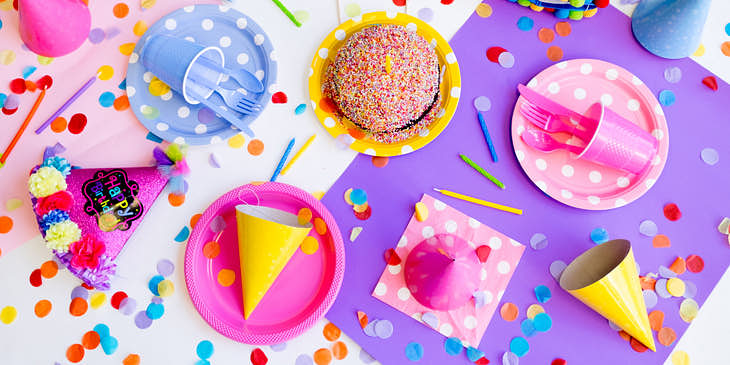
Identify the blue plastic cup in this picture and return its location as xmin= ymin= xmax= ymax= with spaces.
xmin=140 ymin=34 xmax=225 ymax=104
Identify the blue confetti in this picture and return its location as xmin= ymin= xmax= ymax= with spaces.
xmin=99 ymin=92 xmax=116 ymax=107
xmin=22 ymin=65 xmax=37 ymax=79
xmin=197 ymin=340 xmax=215 ymax=359
xmin=71 ymin=286 xmax=89 ymax=300
xmin=658 ymin=90 xmax=676 ymax=106
xmin=533 ymin=312 xmax=552 ymax=332
xmin=516 ymin=16 xmax=534 ymax=31
xmin=0 ymin=19 xmax=3 ymax=31
xmin=148 ymin=275 xmax=165 ymax=296
xmin=0 ymin=93 xmax=6 ymax=109
xmin=510 ymin=337 xmax=530 ymax=357
xmin=294 ymin=103 xmax=306 ymax=115
xmin=444 ymin=337 xmax=463 ymax=356
xmin=93 ymin=323 xmax=110 ymax=338
xmin=520 ymin=318 xmax=536 ymax=337
xmin=100 ymin=336 xmax=118 ymax=355
xmin=590 ymin=227 xmax=609 ymax=244
xmin=404 ymin=342 xmax=424 ymax=361
xmin=350 ymin=189 xmax=367 ymax=205
xmin=146 ymin=132 xmax=163 ymax=143
xmin=466 ymin=346 xmax=484 ymax=362
xmin=726 ymin=23 xmax=730 ymax=37
xmin=195 ymin=360 xmax=210 ymax=365
xmin=534 ymin=285 xmax=552 ymax=303
xmin=118 ymin=79 xmax=127 ymax=90
xmin=146 ymin=302 xmax=164 ymax=319
xmin=174 ymin=226 xmax=190 ymax=242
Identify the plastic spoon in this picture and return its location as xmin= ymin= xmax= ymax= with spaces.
xmin=521 ymin=129 xmax=584 ymax=155
xmin=198 ymin=57 xmax=264 ymax=93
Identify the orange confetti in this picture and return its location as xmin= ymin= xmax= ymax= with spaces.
xmin=653 ymin=234 xmax=671 ymax=248
xmin=658 ymin=327 xmax=677 ymax=346
xmin=357 ymin=311 xmax=368 ymax=328
xmin=40 ymin=260 xmax=59 ymax=278
xmin=190 ymin=213 xmax=202 ymax=228
xmin=0 ymin=216 xmax=13 ymax=233
xmin=203 ymin=241 xmax=221 ymax=259
xmin=371 ymin=156 xmax=389 ymax=168
xmin=51 ymin=116 xmax=67 ymax=132
xmin=618 ymin=330 xmax=631 ymax=341
xmin=555 ymin=22 xmax=571 ymax=37
xmin=323 ymin=322 xmax=341 ymax=341
xmin=247 ymin=139 xmax=265 ymax=156
xmin=538 ymin=28 xmax=555 ymax=43
xmin=66 ymin=344 xmax=85 ymax=363
xmin=123 ymin=354 xmax=141 ymax=365
xmin=113 ymin=3 xmax=129 ymax=18
xmin=669 ymin=257 xmax=686 ymax=275
xmin=82 ymin=330 xmax=100 ymax=350
xmin=113 ymin=95 xmax=130 ymax=111
xmin=69 ymin=297 xmax=88 ymax=316
xmin=546 ymin=46 xmax=563 ymax=62
xmin=500 ymin=302 xmax=519 ymax=322
xmin=649 ymin=310 xmax=664 ymax=331
xmin=25 ymin=80 xmax=37 ymax=92
xmin=332 ymin=341 xmax=348 ymax=360
xmin=722 ymin=42 xmax=730 ymax=57
xmin=347 ymin=128 xmax=366 ymax=140
xmin=630 ymin=337 xmax=649 ymax=352
xmin=217 ymin=269 xmax=236 ymax=287
xmin=640 ymin=276 xmax=656 ymax=291
xmin=168 ymin=193 xmax=185 ymax=207
xmin=314 ymin=348 xmax=333 ymax=365
xmin=314 ymin=217 xmax=327 ymax=235
xmin=297 ymin=208 xmax=313 ymax=225
xmin=34 ymin=299 xmax=52 ymax=318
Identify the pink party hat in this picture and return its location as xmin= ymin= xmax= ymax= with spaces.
xmin=18 ymin=0 xmax=91 ymax=57
xmin=28 ymin=144 xmax=189 ymax=290
xmin=404 ymin=234 xmax=481 ymax=311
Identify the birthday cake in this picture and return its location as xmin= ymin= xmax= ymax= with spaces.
xmin=322 ymin=24 xmax=442 ymax=143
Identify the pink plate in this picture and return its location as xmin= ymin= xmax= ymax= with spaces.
xmin=184 ymin=182 xmax=345 ymax=344
xmin=511 ymin=59 xmax=668 ymax=210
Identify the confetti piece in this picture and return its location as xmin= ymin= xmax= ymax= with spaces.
xmin=546 ymin=46 xmax=563 ymax=62
xmin=119 ymin=297 xmax=137 ymax=316
xmin=384 ymin=248 xmax=401 ymax=265
xmin=486 ymin=47 xmax=507 ymax=63
xmin=71 ymin=286 xmax=89 ymax=300
xmin=90 ymin=292 xmax=106 ymax=309
xmin=301 ymin=236 xmax=319 ymax=255
xmin=658 ymin=327 xmax=677 ymax=346
xmin=476 ymin=3 xmax=492 ymax=17
xmin=702 ymin=76 xmax=718 ymax=91
xmin=82 ymin=330 xmax=100 ymax=349
xmin=123 ymin=354 xmax=141 ymax=365
xmin=639 ymin=220 xmax=658 ymax=236
xmin=663 ymin=203 xmax=682 ymax=221
xmin=700 ymin=147 xmax=719 ymax=165
xmin=466 ymin=346 xmax=484 ymax=362
xmin=722 ymin=41 xmax=730 ymax=57
xmin=630 ymin=337 xmax=649 ymax=352
xmin=526 ymin=304 xmax=545 ymax=319
xmin=683 ymin=280 xmax=697 ymax=299
xmin=520 ymin=318 xmax=536 ymax=337
xmin=643 ymin=289 xmax=658 ymax=309
xmin=323 ymin=322 xmax=341 ymax=341
xmin=659 ymin=265 xmax=677 ymax=278
xmin=133 ymin=20 xmax=148 ymax=36
xmin=157 ymin=259 xmax=175 ymax=276
xmin=207 ymin=152 xmax=222 ymax=168
xmin=146 ymin=132 xmax=163 ymax=143
xmin=404 ymin=342 xmax=424 ymax=361
xmin=534 ymin=285 xmax=551 ymax=303
xmin=671 ymin=350 xmax=690 ymax=365
xmin=375 ymin=319 xmax=394 ymax=339
xmin=350 ymin=189 xmax=367 ymax=205
xmin=555 ymin=21 xmax=571 ymax=36
xmin=271 ymin=91 xmax=288 ymax=104
xmin=295 ymin=103 xmax=306 ymax=115
xmin=476 ymin=245 xmax=491 ymax=262
xmin=640 ymin=276 xmax=656 ymax=290
xmin=421 ymin=311 xmax=439 ymax=329
xmin=655 ymin=279 xmax=671 ymax=299
xmin=210 ymin=215 xmax=227 ymax=233
xmin=67 ymin=344 xmax=85 ymax=363
xmin=649 ymin=310 xmax=664 ymax=331
xmin=498 ymin=51 xmax=515 ymax=68
xmin=618 ymin=330 xmax=631 ymax=341
xmin=669 ymin=257 xmax=686 ymax=275
xmin=36 ymin=75 xmax=53 ymax=90
xmin=158 ymin=280 xmax=174 ymax=297
xmin=141 ymin=0 xmax=156 ymax=10
xmin=549 ymin=260 xmax=567 ymax=281
xmin=9 ymin=78 xmax=25 ymax=93
xmin=0 ymin=306 xmax=17 ymax=324
xmin=444 ymin=337 xmax=462 ymax=356
xmin=69 ymin=297 xmax=88 ymax=316
xmin=503 ymin=352 xmax=519 ymax=365
xmin=203 ymin=241 xmax=221 ymax=259
xmin=517 ymin=16 xmax=534 ymax=31
xmin=41 ymin=260 xmax=58 ymax=278
xmin=510 ymin=337 xmax=529 ymax=357
xmin=310 ymin=218 xmax=326 ymax=235
xmin=34 ymin=299 xmax=52 ymax=318
xmin=217 ymin=269 xmax=236 ymax=287
xmin=350 ymin=226 xmax=363 ymax=242
xmin=667 ymin=278 xmax=686 ymax=297
xmin=270 ymin=343 xmax=287 ymax=352
xmin=68 ymin=113 xmax=87 ymax=134
xmin=298 ymin=208 xmax=313 ymax=225
xmin=113 ymin=2 xmax=129 ymax=18
xmin=354 ymin=205 xmax=372 ymax=220
xmin=364 ymin=320 xmax=378 ymax=336
xmin=371 ymin=156 xmax=389 ymax=168
xmin=113 ymin=95 xmax=130 ymax=111
xmin=664 ymin=67 xmax=682 ymax=83
xmin=332 ymin=341 xmax=348 ymax=360
xmin=500 ymin=302 xmax=519 ymax=321
xmin=590 ymin=227 xmax=609 ymax=244
xmin=529 ymin=233 xmax=548 ymax=250
xmin=147 ymin=275 xmax=165 ymax=296
xmin=353 ymin=202 xmax=369 ymax=213
xmin=146 ymin=302 xmax=164 ymax=320
xmin=357 ymin=311 xmax=369 ymax=328
xmin=658 ymin=90 xmax=676 ymax=106
xmin=30 ymin=269 xmax=42 ymax=287
xmin=101 ymin=335 xmax=119 ymax=355
xmin=533 ymin=312 xmax=552 ymax=332
xmin=653 ymin=234 xmax=671 ymax=248
xmin=168 ymin=192 xmax=185 ymax=206
xmin=719 ymin=218 xmax=730 ymax=234
xmin=683 ymin=254 xmax=703 ymax=273
xmin=538 ymin=28 xmax=555 ymax=43
xmin=111 ymin=292 xmax=127 ymax=310
xmin=414 ymin=202 xmax=429 ymax=222
xmin=197 ymin=340 xmax=214 ymax=359
xmin=314 ymin=348 xmax=332 ymax=365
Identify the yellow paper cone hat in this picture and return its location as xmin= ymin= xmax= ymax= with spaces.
xmin=236 ymin=205 xmax=313 ymax=319
xmin=559 ymin=239 xmax=656 ymax=351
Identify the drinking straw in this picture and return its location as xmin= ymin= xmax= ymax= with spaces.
xmin=35 ymin=73 xmax=98 ymax=134
xmin=271 ymin=0 xmax=301 ymax=27
xmin=270 ymin=138 xmax=296 ymax=182
xmin=459 ymin=154 xmax=505 ymax=189
xmin=433 ymin=188 xmax=522 ymax=215
xmin=477 ymin=111 xmax=498 ymax=162
xmin=280 ymin=134 xmax=316 ymax=175
xmin=1 ymin=89 xmax=47 ymax=167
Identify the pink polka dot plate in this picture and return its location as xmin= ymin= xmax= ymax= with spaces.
xmin=184 ymin=182 xmax=345 ymax=344
xmin=511 ymin=59 xmax=668 ymax=210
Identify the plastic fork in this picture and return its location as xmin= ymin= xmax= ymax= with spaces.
xmin=210 ymin=86 xmax=261 ymax=114
xmin=521 ymin=129 xmax=584 ymax=155
xmin=519 ymin=101 xmax=592 ymax=142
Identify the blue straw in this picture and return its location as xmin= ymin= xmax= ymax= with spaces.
xmin=477 ymin=111 xmax=498 ymax=162
xmin=270 ymin=137 xmax=296 ymax=182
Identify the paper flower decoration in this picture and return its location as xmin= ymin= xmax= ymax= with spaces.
xmin=28 ymin=166 xmax=67 ymax=198
xmin=35 ymin=190 xmax=74 ymax=216
xmin=69 ymin=234 xmax=106 ymax=269
xmin=41 ymin=156 xmax=72 ymax=176
xmin=40 ymin=209 xmax=70 ymax=231
xmin=44 ymin=220 xmax=82 ymax=252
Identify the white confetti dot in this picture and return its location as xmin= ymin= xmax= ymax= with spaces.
xmin=515 ymin=150 xmax=525 ymax=161
xmin=156 ymin=122 xmax=169 ymax=131
xmin=165 ymin=19 xmax=177 ymax=30
xmin=334 ymin=29 xmax=346 ymax=40
xmin=445 ymin=52 xmax=457 ymax=64
xmin=589 ymin=170 xmax=602 ymax=183
xmin=536 ymin=180 xmax=548 ymax=192
xmin=605 ymin=69 xmax=618 ymax=80
xmin=194 ymin=124 xmax=207 ymax=134
xmin=561 ymin=189 xmax=573 ymax=199
xmin=406 ymin=23 xmax=417 ymax=32
xmin=444 ymin=220 xmax=457 ymax=233
xmin=174 ymin=136 xmax=185 ymax=145
xmin=574 ymin=88 xmax=587 ymax=100
xmin=254 ymin=70 xmax=265 ymax=80
xmin=561 ymin=164 xmax=574 ymax=177
xmin=210 ymin=136 xmax=222 ymax=144
xmin=701 ymin=148 xmax=719 ymax=166
xmin=627 ymin=99 xmax=640 ymax=111
xmin=374 ymin=283 xmax=387 ymax=296
xmin=236 ymin=17 xmax=247 ymax=28
xmin=587 ymin=196 xmax=601 ymax=205
xmin=254 ymin=34 xmax=264 ymax=46
xmin=388 ymin=264 xmax=401 ymax=275
xmin=323 ymin=117 xmax=335 ymax=127
xmin=177 ymin=106 xmax=190 ymax=118
xmin=422 ymin=226 xmax=435 ymax=238
xmin=397 ymin=236 xmax=408 ymax=248
xmin=129 ymin=52 xmax=139 ymax=64
xmin=219 ymin=36 xmax=231 ymax=47
xmin=480 ymin=268 xmax=488 ymax=281
xmin=433 ymin=200 xmax=446 ymax=211
xmin=489 ymin=236 xmax=502 ymax=250
xmin=497 ymin=261 xmax=511 ymax=274
xmin=439 ymin=323 xmax=453 ymax=337
xmin=397 ymin=287 xmax=411 ymax=301
xmin=201 ymin=19 xmax=214 ymax=31
xmin=464 ymin=316 xmax=478 ymax=330
xmin=580 ymin=63 xmax=592 ymax=74
xmin=143 ymin=72 xmax=153 ymax=83
xmin=450 ymin=87 xmax=461 ymax=98
xmin=126 ymin=86 xmax=136 ymax=97
xmin=548 ymin=82 xmax=560 ymax=94
xmin=600 ymin=93 xmax=613 ymax=106
xmin=318 ymin=48 xmax=328 ymax=59
xmin=468 ymin=218 xmax=480 ymax=228
xmin=617 ymin=176 xmax=630 ymax=188
xmin=536 ymin=158 xmax=547 ymax=171
xmin=401 ymin=145 xmax=414 ymax=154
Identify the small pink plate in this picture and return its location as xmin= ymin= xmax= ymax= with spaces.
xmin=184 ymin=182 xmax=345 ymax=344
xmin=511 ymin=59 xmax=669 ymax=210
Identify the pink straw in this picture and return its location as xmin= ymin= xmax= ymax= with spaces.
xmin=35 ymin=73 xmax=98 ymax=134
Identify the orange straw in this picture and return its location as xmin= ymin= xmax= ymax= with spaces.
xmin=0 ymin=88 xmax=47 ymax=166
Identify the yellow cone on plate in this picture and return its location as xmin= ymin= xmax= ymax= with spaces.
xmin=235 ymin=205 xmax=313 ymax=319
xmin=559 ymin=239 xmax=656 ymax=351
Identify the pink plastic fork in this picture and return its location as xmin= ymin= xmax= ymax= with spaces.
xmin=521 ymin=129 xmax=585 ymax=155
xmin=519 ymin=101 xmax=593 ymax=142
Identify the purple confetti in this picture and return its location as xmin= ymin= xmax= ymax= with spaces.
xmin=88 ymin=28 xmax=106 ymax=44
xmin=359 ymin=349 xmax=376 ymax=364
xmin=374 ymin=319 xmax=394 ymax=339
xmin=119 ymin=297 xmax=137 ymax=316
xmin=417 ymin=7 xmax=434 ymax=22
xmin=363 ymin=320 xmax=378 ymax=337
xmin=502 ymin=351 xmax=519 ymax=365
xmin=134 ymin=310 xmax=153 ymax=329
xmin=105 ymin=27 xmax=121 ymax=39
xmin=4 ymin=94 xmax=20 ymax=109
xmin=270 ymin=342 xmax=287 ymax=352
xmin=70 ymin=286 xmax=89 ymax=300
xmin=210 ymin=215 xmax=226 ymax=233
xmin=498 ymin=51 xmax=515 ymax=68
xmin=683 ymin=280 xmax=697 ymax=299
xmin=529 ymin=233 xmax=548 ymax=250
xmin=421 ymin=312 xmax=439 ymax=329
xmin=701 ymin=148 xmax=719 ymax=166
xmin=655 ymin=278 xmax=672 ymax=298
xmin=549 ymin=260 xmax=567 ymax=281
xmin=295 ymin=354 xmax=313 ymax=365
xmin=156 ymin=259 xmax=175 ymax=277
xmin=208 ymin=152 xmax=221 ymax=168
xmin=658 ymin=265 xmax=677 ymax=278
xmin=639 ymin=219 xmax=658 ymax=237
xmin=608 ymin=320 xmax=622 ymax=331
xmin=643 ymin=289 xmax=658 ymax=309
xmin=151 ymin=296 xmax=164 ymax=304
xmin=473 ymin=96 xmax=491 ymax=112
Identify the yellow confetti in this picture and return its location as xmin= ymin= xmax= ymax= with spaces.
xmin=119 ymin=42 xmax=136 ymax=56
xmin=475 ymin=3 xmax=492 ymax=18
xmin=148 ymin=77 xmax=170 ymax=96
xmin=217 ymin=269 xmax=236 ymax=287
xmin=671 ymin=350 xmax=690 ymax=365
xmin=37 ymin=55 xmax=54 ymax=65
xmin=529 ymin=4 xmax=543 ymax=11
xmin=0 ymin=306 xmax=18 ymax=324
xmin=228 ymin=134 xmax=245 ymax=148
xmin=415 ymin=202 xmax=429 ymax=222
xmin=5 ymin=198 xmax=22 ymax=211
xmin=301 ymin=236 xmax=319 ymax=255
xmin=679 ymin=298 xmax=698 ymax=323
xmin=89 ymin=292 xmax=106 ymax=309
xmin=343 ymin=188 xmax=354 ymax=205
xmin=526 ymin=304 xmax=545 ymax=320
xmin=297 ymin=208 xmax=313 ymax=225
xmin=97 ymin=65 xmax=114 ymax=80
xmin=312 ymin=191 xmax=325 ymax=200
xmin=693 ymin=44 xmax=705 ymax=57
xmin=0 ymin=50 xmax=16 ymax=65
xmin=133 ymin=20 xmax=149 ymax=36
xmin=353 ymin=202 xmax=369 ymax=213
xmin=157 ymin=280 xmax=175 ymax=297
xmin=140 ymin=0 xmax=157 ymax=10
xmin=667 ymin=277 xmax=686 ymax=297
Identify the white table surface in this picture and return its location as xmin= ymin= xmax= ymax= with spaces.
xmin=0 ymin=1 xmax=728 ymax=364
